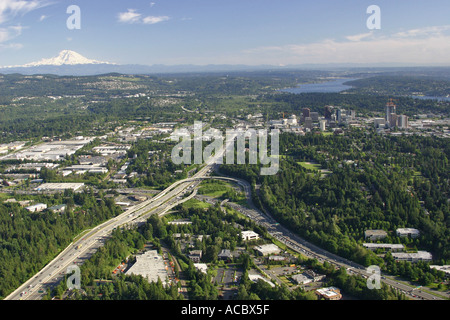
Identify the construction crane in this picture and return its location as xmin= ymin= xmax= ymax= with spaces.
xmin=386 ymin=98 xmax=397 ymax=106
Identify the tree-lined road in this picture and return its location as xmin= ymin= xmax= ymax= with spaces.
xmin=6 ymin=131 xmax=234 ymax=300
xmin=207 ymin=174 xmax=447 ymax=301
xmin=5 ymin=136 xmax=446 ymax=301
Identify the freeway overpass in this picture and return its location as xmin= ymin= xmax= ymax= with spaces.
xmin=5 ymin=140 xmax=446 ymax=301
xmin=5 ymin=131 xmax=231 ymax=300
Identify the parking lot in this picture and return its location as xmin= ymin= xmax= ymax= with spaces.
xmin=214 ymin=266 xmax=243 ymax=288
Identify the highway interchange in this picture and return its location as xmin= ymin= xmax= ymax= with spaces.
xmin=5 ymin=142 xmax=448 ymax=301
xmin=5 ymin=136 xmax=228 ymax=301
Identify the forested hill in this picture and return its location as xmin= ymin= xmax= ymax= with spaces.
xmin=344 ymin=76 xmax=450 ymax=97
xmin=221 ymin=130 xmax=449 ymax=285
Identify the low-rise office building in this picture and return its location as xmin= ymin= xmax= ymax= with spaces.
xmin=292 ymin=274 xmax=312 ymax=285
xmin=218 ymin=249 xmax=233 ymax=261
xmin=25 ymin=203 xmax=47 ymax=213
xmin=364 ymin=229 xmax=388 ymax=241
xmin=392 ymin=251 xmax=432 ymax=262
xmin=48 ymin=204 xmax=67 ymax=213
xmin=396 ymin=228 xmax=420 ymax=238
xmin=430 ymin=265 xmax=450 ymax=277
xmin=363 ymin=243 xmax=405 ymax=252
xmin=254 ymin=244 xmax=281 ymax=256
xmin=315 ymin=287 xmax=342 ymax=300
xmin=188 ymin=250 xmax=202 ymax=263
xmin=241 ymin=230 xmax=259 ymax=241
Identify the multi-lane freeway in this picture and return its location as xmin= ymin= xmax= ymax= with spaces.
xmin=5 ymin=138 xmax=447 ymax=301
xmin=5 ymin=139 xmax=227 ymax=300
xmin=202 ymin=174 xmax=447 ymax=301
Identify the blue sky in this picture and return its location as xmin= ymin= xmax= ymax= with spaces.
xmin=1 ymin=0 xmax=450 ymax=66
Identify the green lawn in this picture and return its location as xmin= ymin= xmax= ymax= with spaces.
xmin=297 ymin=161 xmax=322 ymax=171
xmin=198 ymin=180 xmax=246 ymax=204
xmin=198 ymin=181 xmax=231 ymax=197
xmin=182 ymin=198 xmax=211 ymax=209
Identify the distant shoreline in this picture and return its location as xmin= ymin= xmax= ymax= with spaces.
xmin=279 ymin=78 xmax=358 ymax=94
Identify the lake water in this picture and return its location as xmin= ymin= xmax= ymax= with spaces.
xmin=280 ymin=78 xmax=358 ymax=94
xmin=280 ymin=78 xmax=450 ymax=102
xmin=411 ymin=95 xmax=450 ymax=102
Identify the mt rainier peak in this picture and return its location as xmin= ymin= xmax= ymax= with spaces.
xmin=17 ymin=50 xmax=113 ymax=67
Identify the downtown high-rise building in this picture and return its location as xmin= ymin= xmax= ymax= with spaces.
xmin=304 ymin=117 xmax=313 ymax=130
xmin=336 ymin=108 xmax=342 ymax=123
xmin=385 ymin=100 xmax=397 ymax=127
xmin=398 ymin=115 xmax=409 ymax=129
xmin=302 ymin=108 xmax=310 ymax=119
xmin=324 ymin=106 xmax=333 ymax=120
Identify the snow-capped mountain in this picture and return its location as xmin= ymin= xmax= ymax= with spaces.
xmin=0 ymin=50 xmax=290 ymax=76
xmin=0 ymin=50 xmax=122 ymax=75
xmin=15 ymin=50 xmax=114 ymax=67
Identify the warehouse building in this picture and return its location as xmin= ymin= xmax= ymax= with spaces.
xmin=254 ymin=243 xmax=281 ymax=256
xmin=125 ymin=250 xmax=168 ymax=285
xmin=35 ymin=183 xmax=85 ymax=192
xmin=62 ymin=164 xmax=108 ymax=175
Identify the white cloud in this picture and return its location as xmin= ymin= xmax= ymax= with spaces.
xmin=0 ymin=25 xmax=23 ymax=43
xmin=118 ymin=9 xmax=142 ymax=24
xmin=0 ymin=1 xmax=50 ymax=52
xmin=393 ymin=25 xmax=450 ymax=38
xmin=241 ymin=25 xmax=450 ymax=66
xmin=345 ymin=32 xmax=373 ymax=42
xmin=118 ymin=8 xmax=169 ymax=25
xmin=38 ymin=14 xmax=47 ymax=22
xmin=0 ymin=0 xmax=49 ymax=24
xmin=143 ymin=15 xmax=169 ymax=24
xmin=0 ymin=25 xmax=24 ymax=51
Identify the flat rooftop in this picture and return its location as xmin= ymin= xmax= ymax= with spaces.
xmin=392 ymin=251 xmax=432 ymax=261
xmin=396 ymin=228 xmax=420 ymax=234
xmin=430 ymin=265 xmax=450 ymax=275
xmin=254 ymin=243 xmax=281 ymax=255
xmin=125 ymin=250 xmax=169 ymax=285
xmin=34 ymin=182 xmax=85 ymax=191
xmin=316 ymin=287 xmax=341 ymax=299
xmin=363 ymin=243 xmax=405 ymax=250
xmin=248 ymin=274 xmax=275 ymax=287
